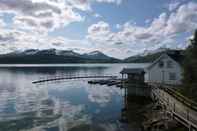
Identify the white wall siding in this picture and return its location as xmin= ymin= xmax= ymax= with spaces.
xmin=145 ymin=55 xmax=182 ymax=85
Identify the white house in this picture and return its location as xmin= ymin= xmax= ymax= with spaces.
xmin=145 ymin=51 xmax=184 ymax=85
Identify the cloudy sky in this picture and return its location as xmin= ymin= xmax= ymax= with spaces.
xmin=0 ymin=0 xmax=197 ymax=58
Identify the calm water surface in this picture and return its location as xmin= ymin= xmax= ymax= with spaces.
xmin=0 ymin=64 xmax=149 ymax=131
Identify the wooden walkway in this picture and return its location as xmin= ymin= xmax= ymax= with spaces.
xmin=32 ymin=75 xmax=117 ymax=84
xmin=150 ymin=84 xmax=197 ymax=131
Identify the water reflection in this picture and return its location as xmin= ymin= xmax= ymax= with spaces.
xmin=0 ymin=64 xmax=148 ymax=131
xmin=0 ymin=80 xmax=124 ymax=131
xmin=86 ymin=85 xmax=122 ymax=106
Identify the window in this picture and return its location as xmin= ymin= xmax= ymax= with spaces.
xmin=167 ymin=60 xmax=173 ymax=68
xmin=158 ymin=61 xmax=164 ymax=68
xmin=169 ymin=73 xmax=176 ymax=80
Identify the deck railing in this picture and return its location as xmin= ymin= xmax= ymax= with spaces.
xmin=149 ymin=83 xmax=197 ymax=130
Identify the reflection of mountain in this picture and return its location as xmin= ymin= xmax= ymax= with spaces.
xmin=0 ymin=49 xmax=121 ymax=64
xmin=0 ymin=66 xmax=109 ymax=77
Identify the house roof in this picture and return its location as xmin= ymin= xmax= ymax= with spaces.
xmin=167 ymin=50 xmax=184 ymax=64
xmin=146 ymin=50 xmax=184 ymax=70
xmin=120 ymin=68 xmax=145 ymax=74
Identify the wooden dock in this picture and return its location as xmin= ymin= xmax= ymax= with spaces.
xmin=88 ymin=79 xmax=123 ymax=86
xmin=32 ymin=75 xmax=117 ymax=84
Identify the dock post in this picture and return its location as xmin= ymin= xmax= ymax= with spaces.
xmin=189 ymin=125 xmax=191 ymax=131
xmin=171 ymin=103 xmax=175 ymax=119
xmin=187 ymin=109 xmax=190 ymax=121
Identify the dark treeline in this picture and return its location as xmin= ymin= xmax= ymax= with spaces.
xmin=182 ymin=30 xmax=197 ymax=101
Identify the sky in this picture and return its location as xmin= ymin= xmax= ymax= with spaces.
xmin=0 ymin=0 xmax=197 ymax=58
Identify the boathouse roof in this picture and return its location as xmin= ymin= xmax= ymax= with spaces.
xmin=120 ymin=68 xmax=145 ymax=74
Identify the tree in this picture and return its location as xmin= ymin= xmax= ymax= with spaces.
xmin=182 ymin=30 xmax=197 ymax=98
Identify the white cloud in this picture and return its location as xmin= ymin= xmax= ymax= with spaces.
xmin=66 ymin=0 xmax=91 ymax=11
xmin=168 ymin=1 xmax=181 ymax=11
xmin=66 ymin=0 xmax=122 ymax=11
xmin=0 ymin=18 xmax=5 ymax=28
xmin=0 ymin=27 xmax=93 ymax=54
xmin=87 ymin=21 xmax=110 ymax=38
xmin=0 ymin=0 xmax=83 ymax=33
xmin=86 ymin=2 xmax=197 ymax=58
xmin=165 ymin=2 xmax=197 ymax=35
xmin=93 ymin=13 xmax=102 ymax=18
xmin=145 ymin=19 xmax=151 ymax=24
xmin=94 ymin=0 xmax=122 ymax=5
xmin=0 ymin=0 xmax=123 ymax=56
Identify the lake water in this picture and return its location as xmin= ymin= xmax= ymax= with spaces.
xmin=0 ymin=63 xmax=149 ymax=131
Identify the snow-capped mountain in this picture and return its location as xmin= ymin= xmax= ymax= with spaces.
xmin=8 ymin=49 xmax=81 ymax=57
xmin=55 ymin=50 xmax=80 ymax=57
xmin=0 ymin=49 xmax=121 ymax=64
xmin=82 ymin=51 xmax=113 ymax=60
xmin=22 ymin=49 xmax=39 ymax=55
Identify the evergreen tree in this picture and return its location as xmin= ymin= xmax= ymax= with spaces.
xmin=182 ymin=30 xmax=197 ymax=98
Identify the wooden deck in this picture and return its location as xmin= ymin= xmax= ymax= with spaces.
xmin=150 ymin=83 xmax=197 ymax=131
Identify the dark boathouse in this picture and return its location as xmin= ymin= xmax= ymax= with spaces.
xmin=120 ymin=68 xmax=150 ymax=97
xmin=120 ymin=68 xmax=145 ymax=84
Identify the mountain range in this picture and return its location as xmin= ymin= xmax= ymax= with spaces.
xmin=0 ymin=48 xmax=184 ymax=64
xmin=0 ymin=49 xmax=121 ymax=64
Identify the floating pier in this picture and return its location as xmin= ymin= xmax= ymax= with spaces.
xmin=88 ymin=79 xmax=125 ymax=88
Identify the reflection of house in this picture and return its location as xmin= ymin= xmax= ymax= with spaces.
xmin=120 ymin=68 xmax=145 ymax=84
xmin=145 ymin=51 xmax=184 ymax=85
